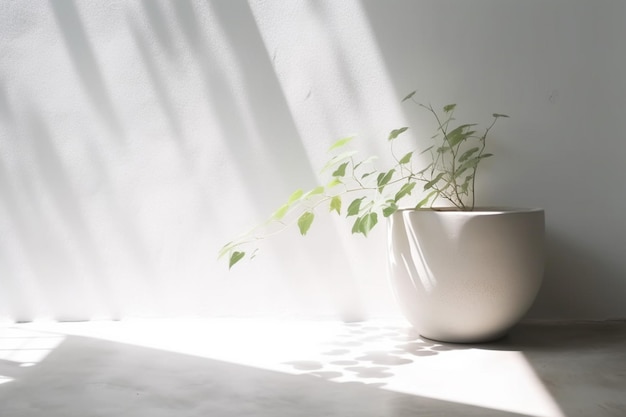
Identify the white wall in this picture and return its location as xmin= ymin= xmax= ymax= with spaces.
xmin=1 ymin=0 xmax=624 ymax=322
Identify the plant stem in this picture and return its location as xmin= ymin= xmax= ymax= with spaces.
xmin=422 ymin=103 xmax=465 ymax=209
xmin=470 ymin=116 xmax=499 ymax=209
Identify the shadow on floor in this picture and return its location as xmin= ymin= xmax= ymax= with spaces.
xmin=487 ymin=321 xmax=626 ymax=417
xmin=281 ymin=321 xmax=470 ymax=386
xmin=0 ymin=329 xmax=534 ymax=417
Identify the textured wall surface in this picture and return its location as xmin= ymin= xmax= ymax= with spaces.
xmin=1 ymin=0 xmax=624 ymax=321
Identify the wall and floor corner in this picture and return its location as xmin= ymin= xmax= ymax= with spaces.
xmin=0 ymin=0 xmax=625 ymax=323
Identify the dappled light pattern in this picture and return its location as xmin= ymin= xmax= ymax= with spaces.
xmin=11 ymin=319 xmax=626 ymax=416
xmin=282 ymin=322 xmax=467 ymax=387
xmin=2 ymin=321 xmax=566 ymax=417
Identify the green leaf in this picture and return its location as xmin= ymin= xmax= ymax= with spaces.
xmin=456 ymin=164 xmax=474 ymax=178
xmin=332 ymin=162 xmax=349 ymax=177
xmin=320 ymin=150 xmax=358 ymax=173
xmin=327 ymin=178 xmax=342 ymax=188
xmin=347 ymin=198 xmax=365 ymax=216
xmin=424 ymin=172 xmax=445 ymax=190
xmin=402 ymin=91 xmax=416 ymax=102
xmin=461 ymin=175 xmax=473 ymax=194
xmin=457 ymin=154 xmax=488 ymax=177
xmin=330 ymin=196 xmax=341 ymax=215
xmin=457 ymin=153 xmax=494 ymax=177
xmin=359 ymin=212 xmax=378 ymax=236
xmin=377 ymin=169 xmax=395 ymax=192
xmin=351 ymin=216 xmax=362 ymax=234
xmin=416 ymin=190 xmax=438 ymax=208
xmin=394 ymin=181 xmax=416 ymax=202
xmin=218 ymin=241 xmax=235 ymax=259
xmin=288 ymin=189 xmax=303 ymax=204
xmin=328 ymin=136 xmax=354 ymax=151
xmin=447 ymin=123 xmax=475 ymax=136
xmin=453 ymin=131 xmax=476 ymax=147
xmin=297 ymin=211 xmax=315 ymax=235
xmin=399 ymin=151 xmax=413 ymax=165
xmin=446 ymin=124 xmax=477 ymax=147
xmin=229 ymin=251 xmax=245 ymax=269
xmin=304 ymin=186 xmax=324 ymax=198
xmin=437 ymin=146 xmax=451 ymax=154
xmin=419 ymin=145 xmax=434 ymax=155
xmin=361 ymin=171 xmax=375 ymax=179
xmin=388 ymin=127 xmax=409 ymax=141
xmin=383 ymin=202 xmax=398 ymax=217
xmin=493 ymin=113 xmax=510 ymax=118
xmin=353 ymin=155 xmax=378 ymax=171
xmin=272 ymin=203 xmax=290 ymax=220
xmin=443 ymin=103 xmax=457 ymax=113
xmin=458 ymin=147 xmax=480 ymax=163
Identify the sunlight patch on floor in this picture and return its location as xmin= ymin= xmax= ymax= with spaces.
xmin=3 ymin=318 xmax=564 ymax=417
xmin=386 ymin=349 xmax=564 ymax=417
xmin=0 ymin=376 xmax=13 ymax=385
xmin=0 ymin=327 xmax=65 ymax=366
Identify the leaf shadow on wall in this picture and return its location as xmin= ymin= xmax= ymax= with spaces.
xmin=128 ymin=21 xmax=185 ymax=142
xmin=20 ymin=106 xmax=136 ymax=320
xmin=139 ymin=0 xmax=178 ymax=59
xmin=0 ymin=79 xmax=14 ymax=124
xmin=162 ymin=0 xmax=371 ymax=317
xmin=49 ymin=0 xmax=126 ymax=141
xmin=170 ymin=0 xmax=319 ymax=208
xmin=304 ymin=0 xmax=379 ymax=138
xmin=0 ymin=98 xmax=159 ymax=320
xmin=210 ymin=0 xmax=375 ymax=315
xmin=210 ymin=0 xmax=321 ymax=190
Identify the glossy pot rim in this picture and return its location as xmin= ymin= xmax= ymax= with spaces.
xmin=394 ymin=207 xmax=544 ymax=215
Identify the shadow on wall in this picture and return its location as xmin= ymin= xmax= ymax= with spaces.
xmin=0 ymin=80 xmax=13 ymax=123
xmin=1 ymin=103 xmax=139 ymax=321
xmin=49 ymin=0 xmax=125 ymax=140
xmin=177 ymin=0 xmax=372 ymax=318
xmin=0 ymin=330 xmax=534 ymax=417
xmin=168 ymin=0 xmax=319 ymax=206
xmin=529 ymin=230 xmax=626 ymax=320
xmin=2 ymin=0 xmax=378 ymax=320
xmin=359 ymin=0 xmax=626 ymax=320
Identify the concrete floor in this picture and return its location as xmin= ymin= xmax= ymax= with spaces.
xmin=0 ymin=319 xmax=624 ymax=417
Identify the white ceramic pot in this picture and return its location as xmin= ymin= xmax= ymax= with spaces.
xmin=387 ymin=208 xmax=545 ymax=343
